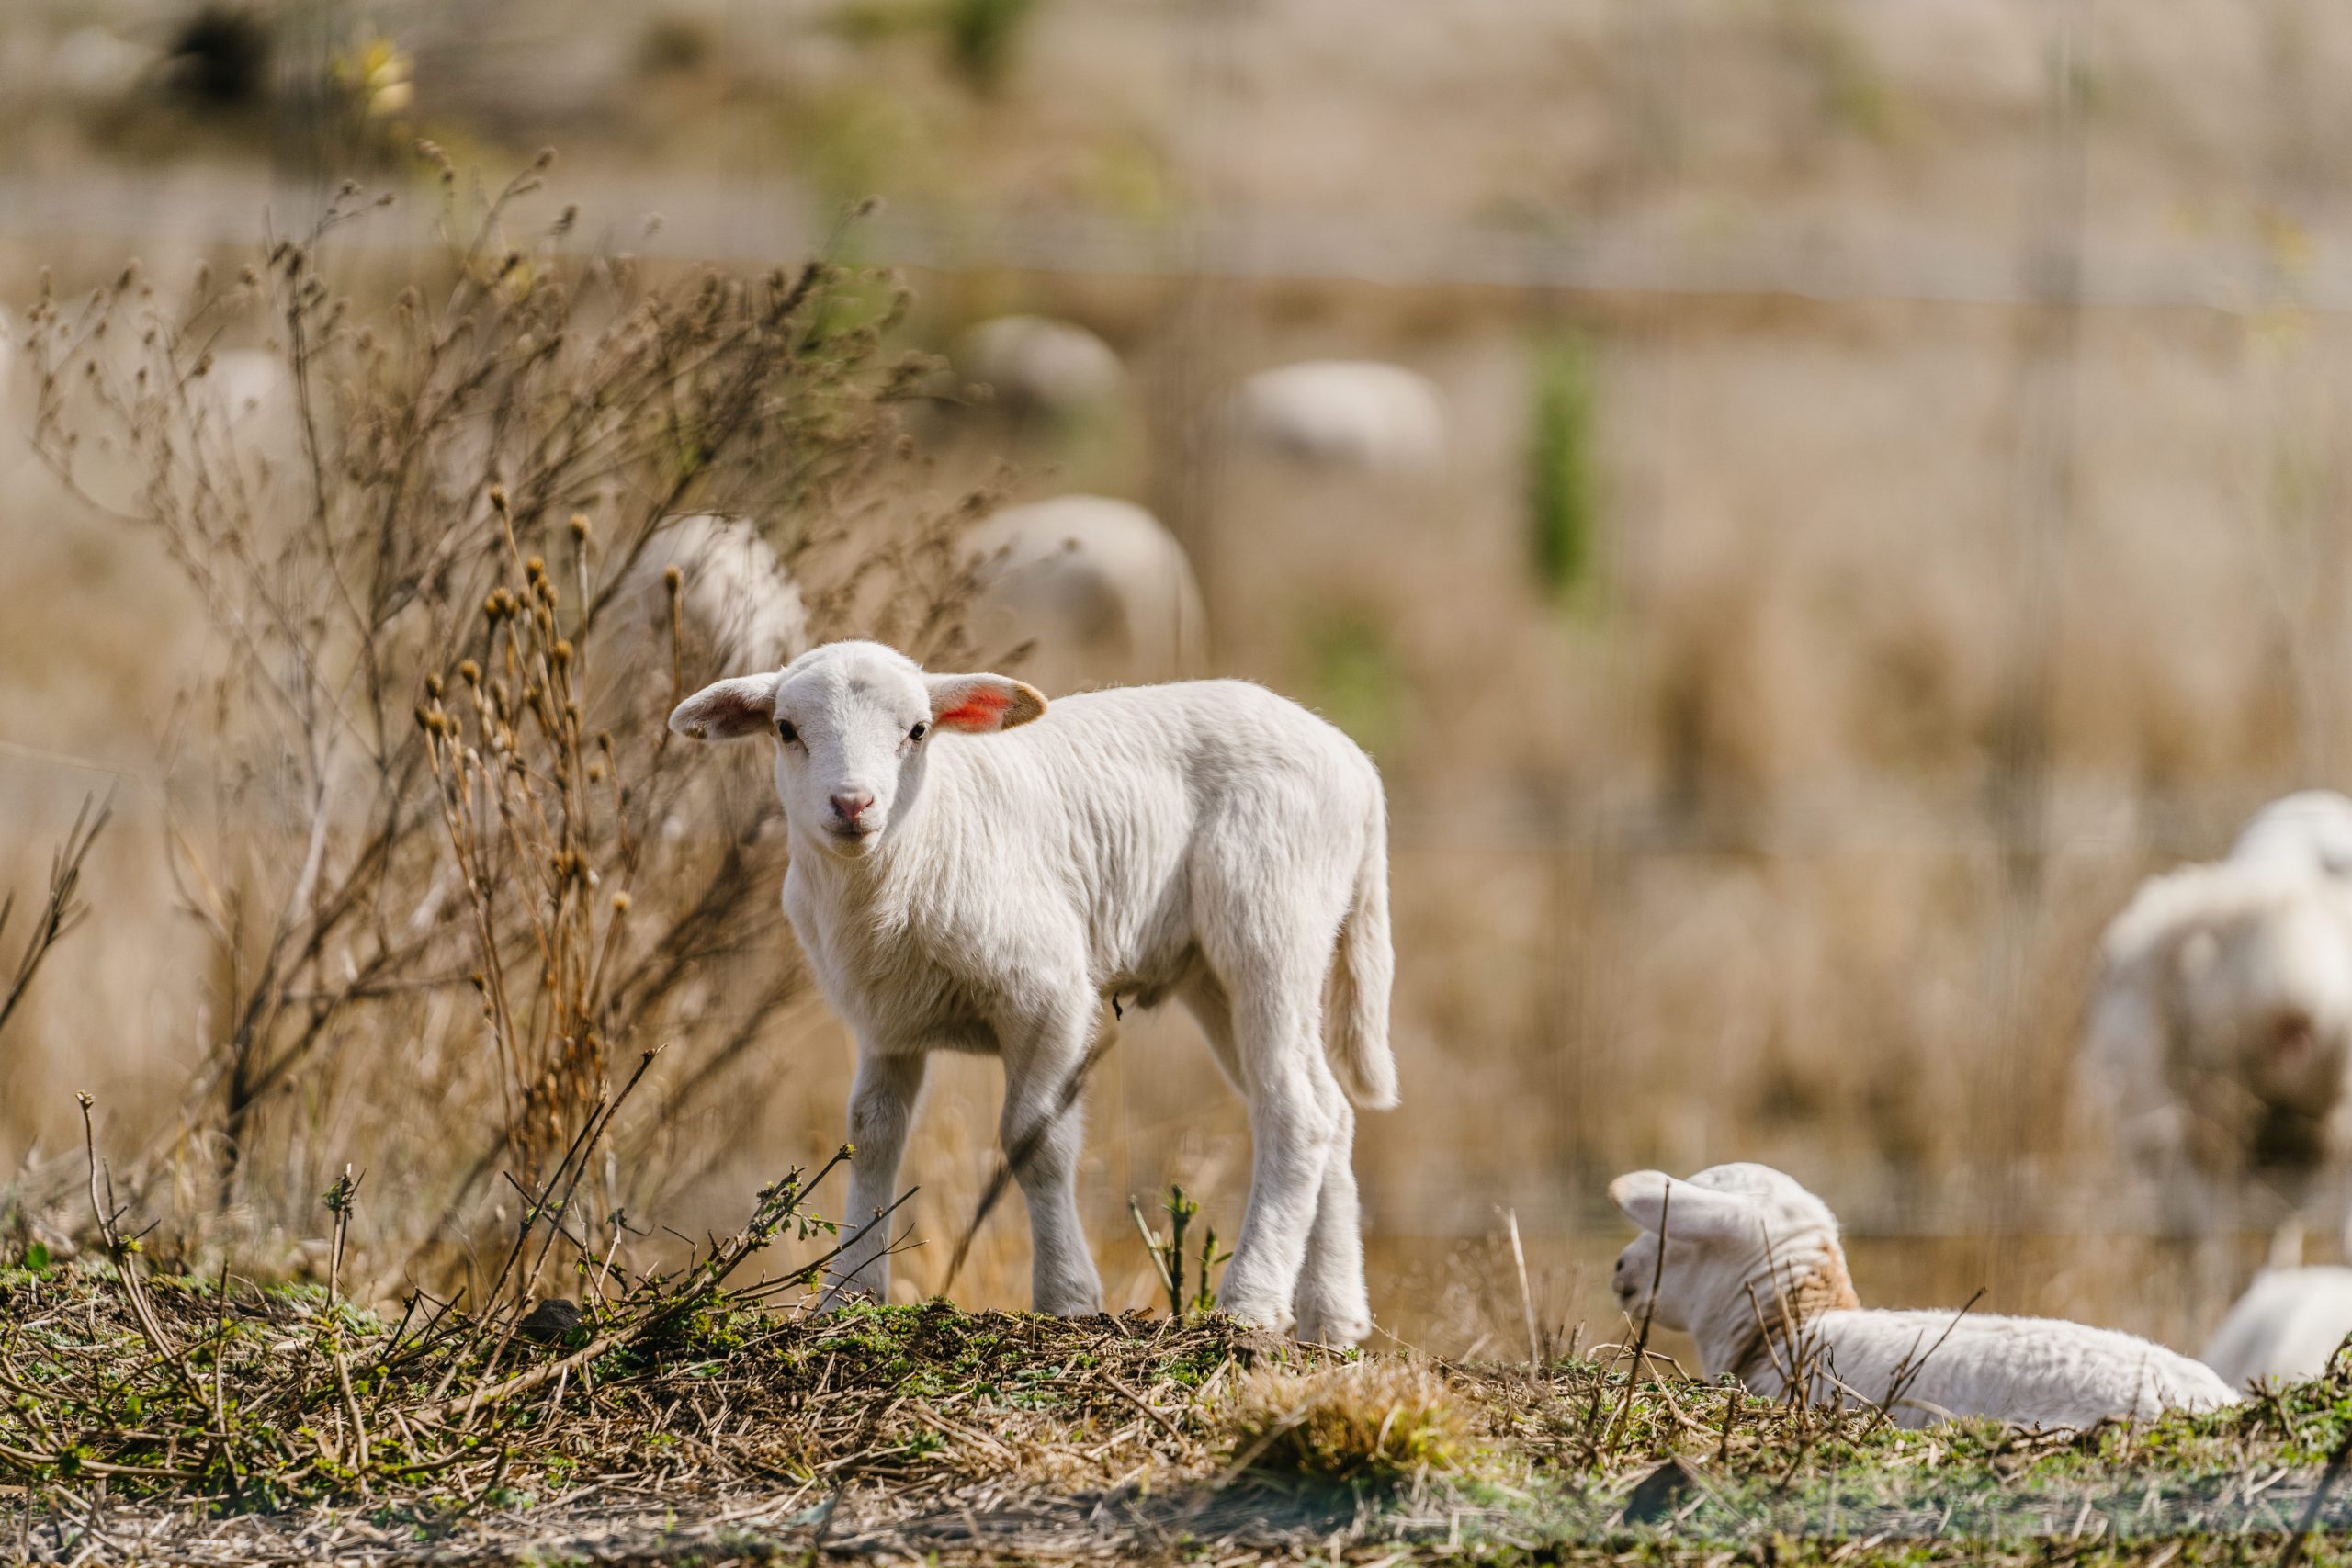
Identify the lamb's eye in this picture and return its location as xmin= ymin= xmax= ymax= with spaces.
xmin=776 ymin=719 xmax=798 ymax=744
xmin=909 ymin=720 xmax=930 ymax=742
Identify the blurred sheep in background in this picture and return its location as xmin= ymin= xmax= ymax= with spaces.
xmin=51 ymin=26 xmax=153 ymax=103
xmin=2201 ymin=1266 xmax=2352 ymax=1390
xmin=618 ymin=513 xmax=811 ymax=674
xmin=2083 ymin=793 xmax=2352 ymax=1277
xmin=1229 ymin=360 xmax=1445 ymax=477
xmin=195 ymin=347 xmax=299 ymax=457
xmin=605 ymin=513 xmax=812 ymax=850
xmin=611 ymin=497 xmax=1206 ymax=706
xmin=961 ymin=494 xmax=1206 ymax=694
xmin=953 ymin=314 xmax=1125 ymax=427
xmin=2229 ymin=791 xmax=2352 ymax=881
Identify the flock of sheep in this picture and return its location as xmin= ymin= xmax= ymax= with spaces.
xmin=1616 ymin=796 xmax=2352 ymax=1425
xmin=40 ymin=301 xmax=2352 ymax=1432
xmin=665 ymin=632 xmax=2352 ymax=1429
xmin=1603 ymin=785 xmax=2352 ymax=1427
xmin=642 ymin=315 xmax=2352 ymax=1432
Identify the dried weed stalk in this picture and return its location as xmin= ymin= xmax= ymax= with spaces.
xmin=19 ymin=155 xmax=972 ymax=1270
xmin=0 ymin=798 xmax=109 ymax=1042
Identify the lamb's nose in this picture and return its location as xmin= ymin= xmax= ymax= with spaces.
xmin=831 ymin=790 xmax=875 ymax=826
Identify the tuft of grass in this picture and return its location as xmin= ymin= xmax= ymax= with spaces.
xmin=1303 ymin=610 xmax=1404 ymax=758
xmin=1526 ymin=334 xmax=1600 ymax=604
xmin=638 ymin=12 xmax=716 ymax=76
xmin=1129 ymin=1184 xmax=1230 ymax=1318
xmin=1224 ymin=1359 xmax=1472 ymax=1483
xmin=943 ymin=0 xmax=1040 ymax=90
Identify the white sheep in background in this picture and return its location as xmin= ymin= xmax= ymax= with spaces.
xmin=1229 ymin=359 xmax=1446 ymax=476
xmin=616 ymin=513 xmax=810 ymax=671
xmin=2083 ymin=795 xmax=2352 ymax=1263
xmin=954 ymin=315 xmax=1125 ymax=423
xmin=52 ymin=27 xmax=153 ymax=101
xmin=962 ymin=495 xmax=1207 ymax=694
xmin=1610 ymin=1162 xmax=2238 ymax=1428
xmin=2230 ymin=790 xmax=2352 ymax=880
xmin=670 ymin=639 xmax=1396 ymax=1342
xmin=2201 ymin=1266 xmax=2352 ymax=1390
xmin=195 ymin=347 xmax=301 ymax=460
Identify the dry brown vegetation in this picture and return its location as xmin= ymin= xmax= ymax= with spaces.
xmin=10 ymin=1204 xmax=2352 ymax=1564
xmin=1 ymin=160 xmax=987 ymax=1308
xmin=9 ymin=4 xmax=2352 ymax=1560
xmin=7 ymin=0 xmax=2352 ymax=1423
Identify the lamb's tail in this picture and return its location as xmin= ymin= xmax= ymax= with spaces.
xmin=1327 ymin=786 xmax=1398 ymax=1110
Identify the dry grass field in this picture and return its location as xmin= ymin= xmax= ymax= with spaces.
xmin=6 ymin=1 xmax=2352 ymax=1560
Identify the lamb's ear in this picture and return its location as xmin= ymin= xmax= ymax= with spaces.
xmin=925 ymin=672 xmax=1046 ymax=733
xmin=1608 ymin=1171 xmax=1761 ymax=1241
xmin=670 ymin=675 xmax=777 ymax=741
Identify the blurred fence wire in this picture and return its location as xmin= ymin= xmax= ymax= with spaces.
xmin=3 ymin=164 xmax=2347 ymax=315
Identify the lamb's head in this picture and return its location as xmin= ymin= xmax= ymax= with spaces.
xmin=2175 ymin=889 xmax=2352 ymax=1119
xmin=669 ymin=640 xmax=1046 ymax=858
xmin=1608 ymin=1163 xmax=1849 ymax=1338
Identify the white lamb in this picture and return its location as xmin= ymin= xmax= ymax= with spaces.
xmin=2229 ymin=790 xmax=2352 ymax=881
xmin=669 ymin=640 xmax=1396 ymax=1342
xmin=2084 ymin=795 xmax=2352 ymax=1260
xmin=617 ymin=513 xmax=810 ymax=671
xmin=1230 ymin=360 xmax=1446 ymax=476
xmin=195 ymin=347 xmax=302 ymax=463
xmin=2201 ymin=1266 xmax=2352 ymax=1390
xmin=1610 ymin=1162 xmax=2238 ymax=1428
xmin=961 ymin=495 xmax=1207 ymax=694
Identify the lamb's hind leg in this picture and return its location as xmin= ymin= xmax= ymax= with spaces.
xmin=1182 ymin=974 xmax=1366 ymax=1343
xmin=1191 ymin=821 xmax=1358 ymax=1336
xmin=1210 ymin=976 xmax=1338 ymax=1335
xmin=1292 ymin=1055 xmax=1371 ymax=1346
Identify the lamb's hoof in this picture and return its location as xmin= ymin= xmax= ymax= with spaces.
xmin=1215 ymin=1291 xmax=1295 ymax=1337
xmin=812 ymin=1280 xmax=884 ymax=1315
xmin=1295 ymin=1312 xmax=1372 ymax=1348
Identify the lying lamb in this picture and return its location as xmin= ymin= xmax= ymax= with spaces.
xmin=2201 ymin=1266 xmax=2352 ymax=1390
xmin=1610 ymin=1162 xmax=2237 ymax=1427
xmin=671 ymin=640 xmax=1396 ymax=1342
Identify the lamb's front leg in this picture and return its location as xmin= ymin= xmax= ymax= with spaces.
xmin=828 ymin=1048 xmax=928 ymax=1305
xmin=999 ymin=998 xmax=1107 ymax=1316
